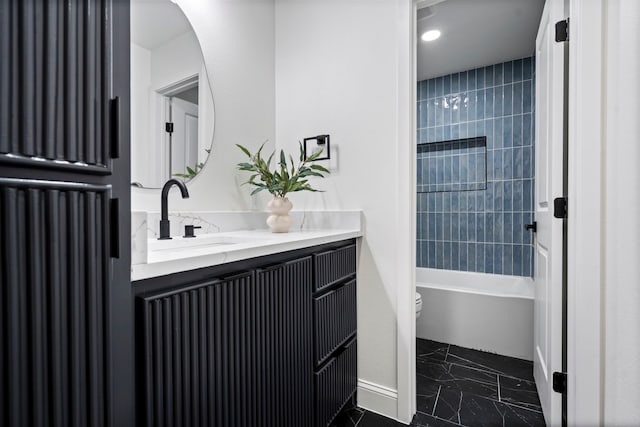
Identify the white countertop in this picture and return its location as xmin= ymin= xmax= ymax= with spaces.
xmin=131 ymin=210 xmax=363 ymax=281
xmin=132 ymin=228 xmax=361 ymax=281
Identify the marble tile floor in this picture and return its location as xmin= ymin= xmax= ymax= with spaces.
xmin=331 ymin=339 xmax=546 ymax=427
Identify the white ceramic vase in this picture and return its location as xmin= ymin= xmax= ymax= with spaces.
xmin=266 ymin=196 xmax=293 ymax=233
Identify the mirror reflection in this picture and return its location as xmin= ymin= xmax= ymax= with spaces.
xmin=131 ymin=0 xmax=214 ymax=189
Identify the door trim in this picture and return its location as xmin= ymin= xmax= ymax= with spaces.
xmin=396 ymin=0 xmax=416 ymax=423
xmin=567 ymin=1 xmax=604 ymax=425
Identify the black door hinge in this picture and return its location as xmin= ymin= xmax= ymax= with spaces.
xmin=165 ymin=122 xmax=174 ymax=133
xmin=554 ymin=197 xmax=568 ymax=219
xmin=553 ymin=371 xmax=567 ymax=393
xmin=525 ymin=221 xmax=537 ymax=233
xmin=555 ymin=19 xmax=569 ymax=42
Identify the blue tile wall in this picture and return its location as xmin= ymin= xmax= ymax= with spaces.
xmin=417 ymin=137 xmax=487 ymax=193
xmin=416 ymin=57 xmax=535 ymax=277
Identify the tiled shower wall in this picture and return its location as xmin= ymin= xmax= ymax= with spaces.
xmin=416 ymin=57 xmax=535 ymax=277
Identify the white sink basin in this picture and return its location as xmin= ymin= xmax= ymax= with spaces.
xmin=146 ymin=232 xmax=271 ymax=263
xmin=149 ymin=234 xmax=260 ymax=252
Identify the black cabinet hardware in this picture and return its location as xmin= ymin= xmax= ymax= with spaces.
xmin=110 ymin=198 xmax=120 ymax=258
xmin=110 ymin=97 xmax=121 ymax=159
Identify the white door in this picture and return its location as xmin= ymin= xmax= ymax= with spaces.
xmin=534 ymin=0 xmax=565 ymax=425
xmin=170 ymin=97 xmax=199 ymax=176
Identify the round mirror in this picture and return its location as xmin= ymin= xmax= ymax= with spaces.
xmin=130 ymin=0 xmax=214 ymax=189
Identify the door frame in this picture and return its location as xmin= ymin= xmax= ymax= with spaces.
xmin=567 ymin=0 xmax=640 ymax=424
xmin=396 ymin=0 xmax=416 ymax=423
xmin=156 ymin=74 xmax=200 ymax=181
xmin=566 ymin=1 xmax=604 ymax=424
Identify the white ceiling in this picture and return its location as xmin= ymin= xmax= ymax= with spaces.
xmin=417 ymin=0 xmax=545 ymax=81
xmin=131 ymin=0 xmax=193 ymax=50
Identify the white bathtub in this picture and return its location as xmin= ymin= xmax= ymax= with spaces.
xmin=416 ymin=268 xmax=534 ymax=361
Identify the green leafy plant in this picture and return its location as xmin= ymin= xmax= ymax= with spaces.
xmin=173 ymin=162 xmax=205 ymax=179
xmin=173 ymin=148 xmax=211 ymax=179
xmin=236 ymin=142 xmax=329 ymax=197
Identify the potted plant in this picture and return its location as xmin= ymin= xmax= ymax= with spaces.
xmin=236 ymin=142 xmax=329 ymax=232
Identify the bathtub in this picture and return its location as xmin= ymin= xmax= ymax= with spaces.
xmin=416 ymin=268 xmax=534 ymax=361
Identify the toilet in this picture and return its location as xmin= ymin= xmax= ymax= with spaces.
xmin=415 ymin=292 xmax=423 ymax=319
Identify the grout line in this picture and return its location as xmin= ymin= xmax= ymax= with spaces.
xmin=353 ymin=409 xmax=365 ymax=426
xmin=432 ymin=385 xmax=442 ymax=416
xmin=502 ymin=401 xmax=544 ymax=414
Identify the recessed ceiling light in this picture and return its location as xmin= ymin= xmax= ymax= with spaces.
xmin=421 ymin=30 xmax=441 ymax=42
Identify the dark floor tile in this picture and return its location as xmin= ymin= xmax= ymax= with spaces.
xmin=416 ymin=381 xmax=441 ymax=415
xmin=330 ymin=405 xmax=366 ymax=427
xmin=412 ymin=411 xmax=462 ymax=426
xmin=449 ymin=365 xmax=499 ymax=388
xmin=498 ymin=403 xmax=546 ymax=427
xmin=433 ymin=388 xmax=545 ymax=427
xmin=417 ymin=358 xmax=498 ymax=400
xmin=416 ymin=357 xmax=449 ymax=379
xmin=446 ymin=345 xmax=534 ymax=381
xmin=417 ymin=339 xmax=449 ymax=362
xmin=499 ymin=376 xmax=542 ymax=411
xmin=357 ymin=411 xmax=403 ymax=426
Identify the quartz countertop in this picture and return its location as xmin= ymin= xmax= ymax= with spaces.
xmin=131 ymin=211 xmax=362 ymax=281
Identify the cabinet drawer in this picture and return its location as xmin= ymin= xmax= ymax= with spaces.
xmin=314 ymin=279 xmax=357 ymax=365
xmin=314 ymin=244 xmax=356 ymax=293
xmin=314 ymin=337 xmax=357 ymax=427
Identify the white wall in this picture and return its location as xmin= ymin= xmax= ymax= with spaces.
xmin=131 ymin=43 xmax=153 ymax=186
xmin=149 ymin=31 xmax=201 ymax=90
xmin=275 ymin=0 xmax=414 ymax=421
xmin=131 ymin=0 xmax=276 ymax=211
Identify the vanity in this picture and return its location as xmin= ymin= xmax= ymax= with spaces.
xmin=129 ymin=0 xmax=361 ymax=424
xmin=131 ymin=212 xmax=362 ymax=427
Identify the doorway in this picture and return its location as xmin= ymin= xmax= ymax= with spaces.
xmin=157 ymin=75 xmax=201 ymax=180
xmin=412 ymin=0 xmax=566 ymax=425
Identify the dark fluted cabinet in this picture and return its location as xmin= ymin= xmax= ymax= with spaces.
xmin=0 ymin=0 xmax=132 ymax=426
xmin=0 ymin=0 xmax=113 ymax=171
xmin=312 ymin=244 xmax=358 ymax=427
xmin=134 ymin=240 xmax=358 ymax=427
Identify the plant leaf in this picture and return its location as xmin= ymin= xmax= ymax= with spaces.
xmin=310 ymin=164 xmax=330 ymax=174
xmin=236 ymin=144 xmax=251 ymax=157
xmin=306 ymin=147 xmax=324 ymax=162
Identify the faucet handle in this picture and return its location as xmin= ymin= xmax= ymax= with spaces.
xmin=184 ymin=225 xmax=202 ymax=238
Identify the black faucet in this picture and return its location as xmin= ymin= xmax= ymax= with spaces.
xmin=158 ymin=179 xmax=190 ymax=240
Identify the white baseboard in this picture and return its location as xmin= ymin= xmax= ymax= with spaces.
xmin=357 ymin=379 xmax=400 ymax=422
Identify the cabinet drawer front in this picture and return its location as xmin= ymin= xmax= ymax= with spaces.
xmin=314 ymin=337 xmax=357 ymax=427
xmin=314 ymin=279 xmax=357 ymax=365
xmin=314 ymin=244 xmax=356 ymax=293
